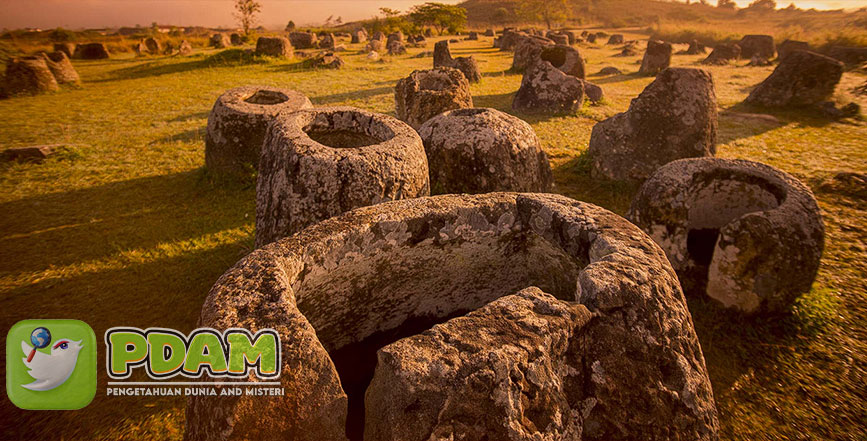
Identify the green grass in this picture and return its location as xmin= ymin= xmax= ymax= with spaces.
xmin=1 ymin=31 xmax=865 ymax=440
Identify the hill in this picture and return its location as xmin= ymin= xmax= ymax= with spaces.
xmin=460 ymin=0 xmax=867 ymax=48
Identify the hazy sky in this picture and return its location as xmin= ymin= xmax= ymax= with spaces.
xmin=2 ymin=0 xmax=865 ymax=30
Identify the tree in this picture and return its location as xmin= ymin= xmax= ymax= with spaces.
xmin=408 ymin=3 xmax=467 ymax=35
xmin=517 ymin=0 xmax=571 ymax=30
xmin=285 ymin=20 xmax=296 ymax=31
xmin=717 ymin=0 xmax=737 ymax=9
xmin=377 ymin=7 xmax=409 ymax=34
xmin=746 ymin=0 xmax=776 ymax=10
xmin=234 ymin=0 xmax=261 ymax=36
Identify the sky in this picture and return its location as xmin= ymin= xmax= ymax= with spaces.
xmin=1 ymin=0 xmax=865 ymax=30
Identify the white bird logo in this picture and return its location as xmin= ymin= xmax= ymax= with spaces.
xmin=21 ymin=339 xmax=84 ymax=391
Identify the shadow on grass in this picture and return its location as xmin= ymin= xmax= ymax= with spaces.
xmin=687 ymin=292 xmax=831 ymax=401
xmin=473 ymin=90 xmax=514 ymax=111
xmin=167 ymin=111 xmax=209 ymax=123
xmin=0 ymin=240 xmax=247 ymax=441
xmin=151 ymin=127 xmax=206 ymax=144
xmin=589 ymin=72 xmax=643 ymax=85
xmin=313 ymin=86 xmax=394 ymax=105
xmin=719 ymin=102 xmax=835 ymax=141
xmin=0 ymin=169 xmax=254 ymax=275
xmin=94 ymin=49 xmax=270 ymax=82
xmin=551 ymin=152 xmax=637 ymax=215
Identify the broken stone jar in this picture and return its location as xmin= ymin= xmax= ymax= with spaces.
xmin=187 ymin=192 xmax=719 ymax=441
xmin=628 ymin=158 xmax=824 ymax=314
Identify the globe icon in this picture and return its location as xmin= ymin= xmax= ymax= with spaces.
xmin=30 ymin=327 xmax=51 ymax=349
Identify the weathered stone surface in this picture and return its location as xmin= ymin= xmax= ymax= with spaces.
xmin=418 ymin=108 xmax=553 ymax=194
xmin=178 ymin=40 xmax=193 ymax=56
xmin=702 ymin=43 xmax=740 ymax=65
xmin=468 ymin=31 xmax=479 ymax=40
xmin=745 ymin=50 xmax=843 ymax=108
xmin=738 ymin=34 xmax=776 ymax=59
xmin=230 ymin=33 xmax=243 ymax=45
xmin=365 ymin=287 xmax=594 ymax=441
xmin=818 ymin=171 xmax=867 ymax=199
xmin=582 ymin=80 xmax=603 ymax=103
xmin=372 ymin=31 xmax=385 ymax=41
xmin=639 ymin=40 xmax=672 ymax=75
xmin=365 ymin=39 xmax=384 ymax=52
xmin=3 ymin=57 xmax=59 ymax=96
xmin=433 ymin=40 xmax=481 ymax=83
xmin=2 ymin=145 xmax=60 ymax=162
xmin=826 ymin=45 xmax=867 ymax=68
xmin=551 ymin=34 xmax=569 ymax=45
xmin=351 ymin=30 xmax=367 ymax=44
xmin=818 ymin=101 xmax=860 ymax=119
xmin=778 ymin=39 xmax=809 ymax=60
xmin=73 ymin=42 xmax=109 ymax=59
xmin=433 ymin=40 xmax=453 ymax=67
xmin=512 ymin=35 xmax=554 ymax=71
xmin=132 ymin=41 xmax=146 ymax=56
xmin=628 ymin=158 xmax=824 ymax=314
xmin=497 ymin=30 xmax=526 ymax=51
xmin=589 ymin=68 xmax=717 ymax=182
xmin=616 ymin=45 xmax=638 ymax=57
xmin=209 ymin=33 xmax=230 ymax=49
xmin=747 ymin=55 xmax=771 ymax=66
xmin=387 ymin=40 xmax=407 ymax=55
xmin=388 ymin=31 xmax=405 ymax=44
xmin=319 ymin=33 xmax=336 ymax=50
xmin=144 ymin=37 xmax=161 ymax=55
xmin=205 ymin=86 xmax=312 ymax=175
xmin=255 ymin=37 xmax=293 ymax=58
xmin=607 ymin=34 xmax=624 ymax=45
xmin=255 ymin=106 xmax=430 ymax=246
xmin=53 ymin=43 xmax=75 ymax=57
xmin=309 ymin=52 xmax=345 ymax=69
xmin=187 ymin=192 xmax=718 ymax=441
xmin=586 ymin=33 xmax=597 ymax=44
xmin=366 ymin=51 xmax=381 ymax=61
xmin=41 ymin=51 xmax=80 ymax=85
xmin=162 ymin=41 xmax=175 ymax=55
xmin=290 ymin=31 xmax=317 ymax=49
xmin=513 ymin=60 xmax=585 ymax=114
xmin=540 ymin=44 xmax=585 ymax=79
xmin=683 ymin=40 xmax=707 ymax=55
xmin=395 ymin=67 xmax=473 ymax=129
xmin=597 ymin=66 xmax=622 ymax=75
xmin=485 ymin=29 xmax=495 ymax=37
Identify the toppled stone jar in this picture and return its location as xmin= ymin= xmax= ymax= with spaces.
xmin=204 ymin=86 xmax=313 ymax=175
xmin=744 ymin=50 xmax=843 ymax=108
xmin=628 ymin=158 xmax=824 ymax=314
xmin=588 ymin=67 xmax=717 ymax=183
xmin=186 ymin=192 xmax=719 ymax=441
xmin=512 ymin=60 xmax=585 ymax=114
xmin=255 ymin=106 xmax=430 ymax=247
xmin=418 ymin=108 xmax=553 ymax=194
xmin=394 ymin=67 xmax=473 ymax=129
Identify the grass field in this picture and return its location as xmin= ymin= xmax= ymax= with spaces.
xmin=0 ymin=31 xmax=865 ymax=440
